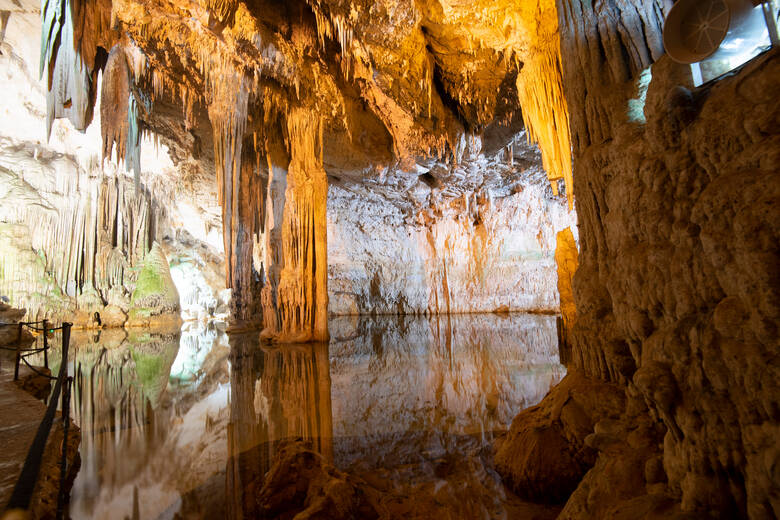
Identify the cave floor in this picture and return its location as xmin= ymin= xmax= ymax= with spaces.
xmin=0 ymin=353 xmax=48 ymax=511
xmin=19 ymin=313 xmax=565 ymax=519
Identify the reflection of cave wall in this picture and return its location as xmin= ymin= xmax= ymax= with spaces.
xmin=529 ymin=1 xmax=779 ymax=517
xmin=39 ymin=329 xmax=181 ymax=512
xmin=43 ymin=325 xmax=233 ymax=520
xmin=226 ymin=337 xmax=332 ymax=519
xmin=329 ymin=313 xmax=565 ymax=468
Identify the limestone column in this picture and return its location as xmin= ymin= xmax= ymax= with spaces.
xmin=261 ymin=108 xmax=329 ymax=343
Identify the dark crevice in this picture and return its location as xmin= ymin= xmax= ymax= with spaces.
xmin=418 ymin=172 xmax=439 ymax=189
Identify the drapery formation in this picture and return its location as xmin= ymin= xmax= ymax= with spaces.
xmin=0 ymin=163 xmax=161 ymax=321
xmin=259 ymin=109 xmax=328 ymax=342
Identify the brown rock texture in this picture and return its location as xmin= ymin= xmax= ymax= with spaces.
xmin=494 ymin=371 xmax=624 ymax=503
xmin=256 ymin=441 xmax=379 ymax=520
xmin=495 ymin=1 xmax=780 ymax=518
xmin=554 ymin=226 xmax=578 ymax=331
xmin=30 ymin=0 xmax=578 ymax=333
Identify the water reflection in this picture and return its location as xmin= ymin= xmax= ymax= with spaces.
xmin=226 ymin=339 xmax=332 ymax=519
xmin=72 ymin=329 xmax=180 ymax=515
xmin=34 ymin=313 xmax=563 ymax=519
xmin=328 ymin=314 xmax=564 ymax=473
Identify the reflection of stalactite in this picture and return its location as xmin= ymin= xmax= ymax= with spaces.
xmin=261 ymin=109 xmax=329 ymax=342
xmin=226 ymin=337 xmax=332 ymax=519
xmin=62 ymin=332 xmax=180 ymax=501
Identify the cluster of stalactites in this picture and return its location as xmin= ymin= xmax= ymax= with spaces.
xmin=0 ymin=169 xmax=158 ymax=320
xmin=308 ymin=2 xmax=355 ymax=79
xmin=41 ymin=0 xmax=97 ymax=138
xmin=41 ymin=0 xmax=149 ymax=189
xmin=100 ymin=44 xmax=145 ymax=190
xmin=208 ymin=70 xmax=251 ymax=291
xmin=517 ymin=47 xmax=574 ymax=209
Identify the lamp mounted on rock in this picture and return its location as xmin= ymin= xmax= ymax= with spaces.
xmin=663 ymin=0 xmax=779 ymax=85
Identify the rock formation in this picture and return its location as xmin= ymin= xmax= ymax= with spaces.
xmin=495 ymin=2 xmax=779 ymax=519
xmin=1 ymin=0 xmax=776 ymax=517
xmin=23 ymin=0 xmax=577 ymax=339
xmin=127 ymin=242 xmax=182 ymax=328
xmin=2 ymin=0 xmax=576 ymax=333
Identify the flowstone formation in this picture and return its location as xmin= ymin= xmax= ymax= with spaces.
xmin=32 ymin=0 xmax=575 ymax=338
xmin=127 ymin=242 xmax=182 ymax=327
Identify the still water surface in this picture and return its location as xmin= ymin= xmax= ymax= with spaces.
xmin=42 ymin=314 xmax=565 ymax=519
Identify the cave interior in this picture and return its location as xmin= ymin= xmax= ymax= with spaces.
xmin=0 ymin=0 xmax=778 ymax=518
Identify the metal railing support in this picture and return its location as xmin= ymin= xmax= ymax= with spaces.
xmin=42 ymin=319 xmax=48 ymax=371
xmin=55 ymin=323 xmax=71 ymax=520
xmin=13 ymin=322 xmax=22 ymax=381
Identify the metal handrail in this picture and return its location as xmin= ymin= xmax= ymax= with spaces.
xmin=4 ymin=322 xmax=73 ymax=520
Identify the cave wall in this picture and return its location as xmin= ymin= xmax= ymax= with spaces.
xmin=557 ymin=0 xmax=779 ymax=517
xmin=327 ymin=162 xmax=575 ymax=315
xmin=0 ymin=4 xmax=227 ymax=326
xmin=0 ymin=151 xmax=161 ymax=325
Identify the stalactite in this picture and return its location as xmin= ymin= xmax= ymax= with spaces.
xmin=101 ymin=46 xmax=131 ymax=168
xmin=0 ymin=164 xmax=161 ymax=320
xmin=516 ymin=40 xmax=573 ymax=209
xmin=308 ymin=3 xmax=354 ymax=79
xmin=207 ymin=70 xmax=266 ymax=324
xmin=41 ymin=0 xmax=97 ymax=138
xmin=202 ymin=0 xmax=238 ymax=23
xmin=260 ymin=134 xmax=289 ymax=337
xmin=100 ymin=44 xmax=148 ymax=190
xmin=70 ymin=0 xmax=113 ymax=70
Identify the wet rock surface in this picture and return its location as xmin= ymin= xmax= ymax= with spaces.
xmin=494 ymin=371 xmax=624 ymax=504
xmin=327 ymin=146 xmax=575 ymax=315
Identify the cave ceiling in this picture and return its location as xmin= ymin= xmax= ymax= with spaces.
xmin=37 ymin=0 xmax=572 ymax=204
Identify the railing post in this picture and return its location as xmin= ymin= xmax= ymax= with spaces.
xmin=6 ymin=322 xmax=74 ymax=514
xmin=14 ymin=322 xmax=22 ymax=381
xmin=55 ymin=322 xmax=72 ymax=520
xmin=55 ymin=376 xmax=72 ymax=520
xmin=43 ymin=318 xmax=49 ymax=370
